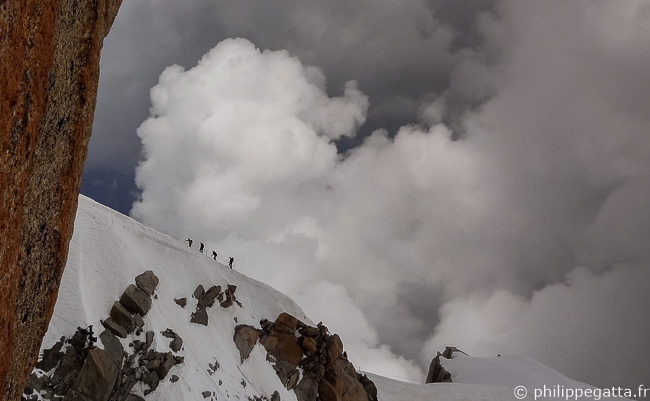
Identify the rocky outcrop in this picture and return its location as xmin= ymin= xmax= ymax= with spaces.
xmin=190 ymin=283 xmax=240 ymax=326
xmin=0 ymin=1 xmax=122 ymax=400
xmin=103 ymin=272 xmax=158 ymax=338
xmin=233 ymin=325 xmax=260 ymax=363
xmin=234 ymin=313 xmax=377 ymax=401
xmin=425 ymin=346 xmax=465 ymax=384
xmin=23 ymin=273 xmax=183 ymax=401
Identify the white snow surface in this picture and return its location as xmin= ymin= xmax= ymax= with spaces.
xmin=38 ymin=195 xmax=627 ymax=401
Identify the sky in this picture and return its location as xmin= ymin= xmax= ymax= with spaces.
xmin=82 ymin=0 xmax=650 ymax=390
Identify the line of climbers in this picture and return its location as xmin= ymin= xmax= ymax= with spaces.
xmin=184 ymin=237 xmax=234 ymax=269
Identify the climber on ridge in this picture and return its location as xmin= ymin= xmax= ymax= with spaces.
xmin=228 ymin=256 xmax=234 ymax=269
xmin=185 ymin=238 xmax=193 ymax=247
xmin=199 ymin=242 xmax=205 ymax=253
xmin=212 ymin=250 xmax=218 ymax=260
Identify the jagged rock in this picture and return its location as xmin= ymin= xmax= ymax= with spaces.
xmin=170 ymin=337 xmax=183 ymax=353
xmin=317 ymin=322 xmax=329 ymax=337
xmin=68 ymin=348 xmax=118 ymax=401
xmin=143 ymin=371 xmax=159 ymax=394
xmin=145 ymin=331 xmax=154 ymax=352
xmin=102 ymin=318 xmax=128 ymax=339
xmin=37 ymin=337 xmax=66 ymax=372
xmin=133 ymin=340 xmax=144 ymax=352
xmin=261 ymin=331 xmax=304 ymax=369
xmin=425 ymin=346 xmax=463 ymax=383
xmin=156 ymin=352 xmax=175 ymax=379
xmin=358 ymin=374 xmax=378 ymax=401
xmin=270 ymin=391 xmax=281 ymax=401
xmin=145 ymin=359 xmax=161 ymax=371
xmin=161 ymin=328 xmax=176 ymax=339
xmin=174 ymin=356 xmax=185 ymax=365
xmin=326 ymin=359 xmax=368 ymax=401
xmin=69 ymin=330 xmax=90 ymax=352
xmin=198 ymin=285 xmax=222 ymax=309
xmin=202 ymin=391 xmax=211 ymax=398
xmin=227 ymin=284 xmax=237 ymax=294
xmin=170 ymin=375 xmax=179 ymax=383
xmin=193 ymin=285 xmax=205 ymax=299
xmin=233 ymin=325 xmax=260 ymax=363
xmin=190 ymin=309 xmax=209 ymax=326
xmin=300 ymin=336 xmax=317 ymax=356
xmin=174 ymin=298 xmax=187 ymax=308
xmin=257 ymin=312 xmax=377 ymax=401
xmin=133 ymin=314 xmax=145 ymax=329
xmin=208 ymin=359 xmax=220 ymax=374
xmin=110 ymin=301 xmax=136 ymax=334
xmin=286 ymin=369 xmax=300 ymax=391
xmin=135 ymin=271 xmax=159 ymax=296
xmin=99 ymin=330 xmax=124 ymax=366
xmin=326 ymin=334 xmax=343 ymax=364
xmin=274 ymin=313 xmax=302 ymax=333
xmin=54 ymin=346 xmax=82 ymax=379
xmin=119 ymin=284 xmax=152 ymax=316
xmin=124 ymin=395 xmax=145 ymax=401
xmin=220 ymin=299 xmax=234 ymax=308
xmin=299 ymin=326 xmax=320 ymax=338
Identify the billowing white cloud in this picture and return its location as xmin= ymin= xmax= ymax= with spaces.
xmin=132 ymin=1 xmax=650 ymax=389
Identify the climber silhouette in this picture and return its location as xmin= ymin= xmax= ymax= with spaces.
xmin=185 ymin=238 xmax=193 ymax=247
xmin=228 ymin=257 xmax=234 ymax=269
xmin=199 ymin=242 xmax=204 ymax=253
xmin=212 ymin=250 xmax=217 ymax=260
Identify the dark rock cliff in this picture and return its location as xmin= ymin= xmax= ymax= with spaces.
xmin=0 ymin=1 xmax=122 ymax=400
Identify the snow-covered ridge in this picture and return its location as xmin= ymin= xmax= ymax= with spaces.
xmin=33 ymin=195 xmax=628 ymax=401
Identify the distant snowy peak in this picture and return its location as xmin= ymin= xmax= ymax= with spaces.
xmin=437 ymin=348 xmax=632 ymax=401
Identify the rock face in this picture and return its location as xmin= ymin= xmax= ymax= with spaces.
xmin=0 ymin=1 xmax=122 ymax=400
xmin=236 ymin=313 xmax=377 ymax=401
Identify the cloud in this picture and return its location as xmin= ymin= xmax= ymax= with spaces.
xmin=424 ymin=264 xmax=650 ymax=389
xmin=89 ymin=0 xmax=492 ymax=173
xmin=131 ymin=0 xmax=650 ymax=389
xmin=131 ymin=38 xmax=424 ymax=377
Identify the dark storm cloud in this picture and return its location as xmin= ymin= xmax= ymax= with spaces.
xmin=89 ymin=0 xmax=496 ymax=173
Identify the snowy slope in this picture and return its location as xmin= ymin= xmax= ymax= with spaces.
xmin=38 ymin=195 xmax=627 ymax=401
xmin=45 ymin=195 xmax=309 ymax=401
